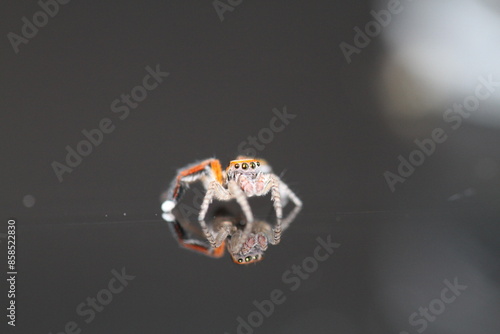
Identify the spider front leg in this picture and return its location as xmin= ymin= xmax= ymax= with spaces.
xmin=261 ymin=174 xmax=302 ymax=245
xmin=269 ymin=175 xmax=284 ymax=245
xmin=281 ymin=203 xmax=302 ymax=232
xmin=162 ymin=158 xmax=223 ymax=220
xmin=278 ymin=179 xmax=303 ymax=232
xmin=161 ymin=159 xmax=225 ymax=256
xmin=197 ymin=180 xmax=231 ymax=248
xmin=227 ymin=180 xmax=255 ymax=253
xmin=167 ymin=219 xmax=225 ymax=258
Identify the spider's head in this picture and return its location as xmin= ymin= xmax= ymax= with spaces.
xmin=228 ymin=231 xmax=269 ymax=265
xmin=226 ymin=158 xmax=264 ymax=176
xmin=226 ymin=158 xmax=271 ymax=195
xmin=230 ymin=251 xmax=264 ymax=265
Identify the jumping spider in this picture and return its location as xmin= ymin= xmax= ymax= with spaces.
xmin=161 ymin=156 xmax=302 ymax=264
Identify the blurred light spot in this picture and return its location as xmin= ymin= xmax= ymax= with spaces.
xmin=377 ymin=0 xmax=500 ymax=131
xmin=23 ymin=194 xmax=35 ymax=208
xmin=447 ymin=188 xmax=476 ymax=201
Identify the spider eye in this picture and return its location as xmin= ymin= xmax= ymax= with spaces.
xmin=250 ymin=162 xmax=256 ymax=169
xmin=234 ymin=164 xmax=239 ymax=169
xmin=256 ymin=161 xmax=260 ymax=166
xmin=253 ymin=255 xmax=258 ymax=260
xmin=245 ymin=256 xmax=251 ymax=262
xmin=242 ymin=163 xmax=248 ymax=169
xmin=238 ymin=258 xmax=243 ymax=263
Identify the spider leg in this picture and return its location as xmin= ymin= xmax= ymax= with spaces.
xmin=162 ymin=158 xmax=223 ymax=213
xmin=227 ymin=180 xmax=254 ymax=253
xmin=281 ymin=203 xmax=302 ymax=232
xmin=198 ymin=181 xmax=232 ymax=248
xmin=269 ymin=175 xmax=284 ymax=245
xmin=279 ymin=179 xmax=302 ymax=207
xmin=260 ymin=174 xmax=302 ymax=245
xmin=214 ymin=225 xmax=231 ymax=247
xmin=166 ymin=219 xmax=225 ymax=258
xmin=277 ymin=179 xmax=303 ymax=232
xmin=162 ymin=159 xmax=225 ymax=257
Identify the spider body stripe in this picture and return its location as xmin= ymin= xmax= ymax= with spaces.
xmin=229 ymin=159 xmax=259 ymax=164
xmin=171 ymin=159 xmax=218 ymax=199
xmin=210 ymin=160 xmax=223 ymax=184
xmin=182 ymin=241 xmax=225 ymax=257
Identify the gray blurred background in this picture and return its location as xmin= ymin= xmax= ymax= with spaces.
xmin=1 ymin=1 xmax=499 ymax=333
